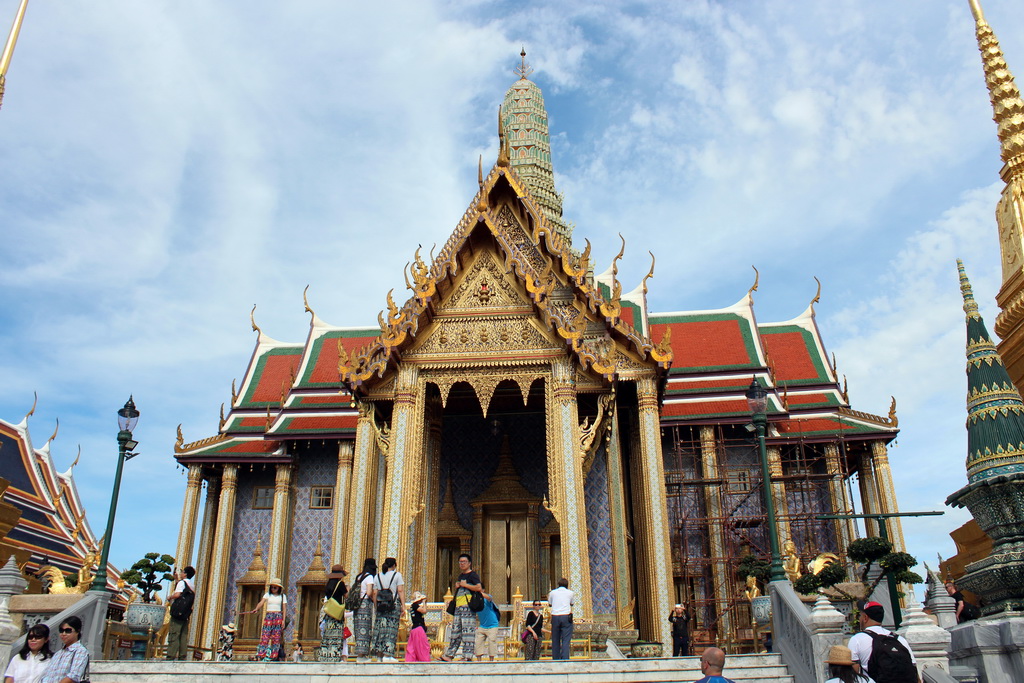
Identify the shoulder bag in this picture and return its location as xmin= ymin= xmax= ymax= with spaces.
xmin=324 ymin=581 xmax=346 ymax=620
xmin=344 ymin=573 xmax=364 ymax=611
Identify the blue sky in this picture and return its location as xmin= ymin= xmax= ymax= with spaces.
xmin=1 ymin=0 xmax=1021 ymax=591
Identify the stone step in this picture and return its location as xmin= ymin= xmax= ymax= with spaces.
xmin=90 ymin=653 xmax=795 ymax=682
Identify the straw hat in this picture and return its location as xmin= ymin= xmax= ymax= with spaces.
xmin=222 ymin=623 xmax=236 ymax=633
xmin=269 ymin=578 xmax=284 ymax=590
xmin=412 ymin=591 xmax=426 ymax=602
xmin=825 ymin=645 xmax=854 ymax=666
xmin=327 ymin=564 xmax=347 ymax=580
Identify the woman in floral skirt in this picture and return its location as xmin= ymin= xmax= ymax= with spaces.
xmin=352 ymin=558 xmax=377 ymax=662
xmin=244 ymin=578 xmax=288 ymax=661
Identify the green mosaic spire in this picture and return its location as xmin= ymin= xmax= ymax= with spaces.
xmin=959 ymin=259 xmax=1024 ymax=482
xmin=501 ymin=50 xmax=571 ymax=242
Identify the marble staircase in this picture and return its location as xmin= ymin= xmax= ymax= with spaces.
xmin=91 ymin=653 xmax=794 ymax=682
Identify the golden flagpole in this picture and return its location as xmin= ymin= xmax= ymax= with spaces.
xmin=0 ymin=0 xmax=30 ymax=110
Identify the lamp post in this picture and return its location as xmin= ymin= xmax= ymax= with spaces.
xmin=746 ymin=379 xmax=787 ymax=583
xmin=90 ymin=396 xmax=140 ymax=592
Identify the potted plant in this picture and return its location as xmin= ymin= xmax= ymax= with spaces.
xmin=120 ymin=552 xmax=176 ymax=632
xmin=737 ymin=554 xmax=773 ymax=625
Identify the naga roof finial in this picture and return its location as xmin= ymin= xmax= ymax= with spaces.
xmin=810 ymin=276 xmax=822 ymax=311
xmin=497 ymin=105 xmax=510 ymax=167
xmin=0 ymin=0 xmax=30 ymax=110
xmin=250 ymin=304 xmax=261 ymax=335
xmin=303 ymin=284 xmax=316 ymax=321
xmin=641 ymin=251 xmax=656 ymax=295
xmin=515 ymin=46 xmax=533 ymax=81
xmin=24 ymin=390 xmax=37 ymax=421
xmin=958 ymin=258 xmax=981 ymax=320
xmin=748 ymin=266 xmax=759 ymax=295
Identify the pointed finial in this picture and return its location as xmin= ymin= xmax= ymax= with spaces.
xmin=219 ymin=403 xmax=226 ymax=430
xmin=24 ymin=391 xmax=37 ymax=421
xmin=497 ymin=105 xmax=510 ymax=167
xmin=968 ymin=0 xmax=985 ymax=23
xmin=231 ymin=378 xmax=238 ymax=405
xmin=70 ymin=445 xmax=80 ymax=470
xmin=0 ymin=0 xmax=30 ymax=110
xmin=478 ymin=155 xmax=484 ymax=187
xmin=46 ymin=418 xmax=59 ymax=445
xmin=515 ymin=47 xmax=533 ymax=80
xmin=250 ymin=304 xmax=261 ymax=335
xmin=641 ymin=251 xmax=656 ymax=295
xmin=748 ymin=266 xmax=760 ymax=295
xmin=958 ymin=259 xmax=981 ymax=319
xmin=303 ymin=284 xmax=316 ymax=320
xmin=811 ymin=276 xmax=822 ymax=309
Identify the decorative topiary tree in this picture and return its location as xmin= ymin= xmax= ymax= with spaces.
xmin=793 ymin=537 xmax=922 ymax=601
xmin=120 ymin=552 xmax=176 ymax=603
xmin=737 ymin=554 xmax=771 ymax=585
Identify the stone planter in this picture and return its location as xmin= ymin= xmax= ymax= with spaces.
xmin=124 ymin=602 xmax=166 ymax=633
xmin=751 ymin=595 xmax=772 ymax=626
xmin=630 ymin=641 xmax=663 ymax=658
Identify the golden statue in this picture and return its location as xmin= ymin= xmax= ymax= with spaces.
xmin=744 ymin=575 xmax=761 ymax=601
xmin=783 ymin=540 xmax=802 ymax=583
xmin=38 ymin=548 xmax=98 ymax=595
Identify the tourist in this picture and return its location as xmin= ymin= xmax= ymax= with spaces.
xmin=695 ymin=647 xmax=735 ymax=683
xmin=669 ymin=603 xmax=690 ymax=656
xmin=166 ymin=566 xmax=196 ymax=661
xmin=474 ymin=592 xmax=501 ymax=661
xmin=944 ymin=581 xmax=979 ymax=623
xmin=4 ymin=623 xmax=51 ymax=683
xmin=243 ymin=578 xmax=288 ymax=662
xmin=848 ymin=600 xmax=919 ymax=683
xmin=824 ymin=644 xmax=875 ymax=683
xmin=353 ymin=557 xmax=377 ymax=662
xmin=39 ymin=616 xmax=88 ymax=683
xmin=318 ymin=563 xmax=348 ymax=662
xmin=441 ymin=552 xmax=482 ymax=662
xmin=370 ymin=557 xmax=406 ymax=662
xmin=217 ymin=623 xmax=235 ymax=661
xmin=291 ymin=643 xmax=304 ymax=662
xmin=548 ymin=577 xmax=575 ymax=660
xmin=404 ymin=591 xmax=431 ymax=662
xmin=522 ymin=600 xmax=544 ymax=661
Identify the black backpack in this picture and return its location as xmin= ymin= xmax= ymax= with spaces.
xmin=170 ymin=584 xmax=195 ymax=620
xmin=864 ymin=630 xmax=918 ymax=683
xmin=375 ymin=572 xmax=397 ymax=613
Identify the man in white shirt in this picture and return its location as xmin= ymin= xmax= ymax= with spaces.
xmin=167 ymin=566 xmax=196 ymax=661
xmin=848 ymin=600 xmax=919 ymax=683
xmin=547 ymin=577 xmax=575 ymax=660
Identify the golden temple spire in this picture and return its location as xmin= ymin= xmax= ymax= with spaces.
xmin=968 ymin=0 xmax=1024 ymax=165
xmin=515 ymin=46 xmax=533 ymax=81
xmin=958 ymin=258 xmax=982 ymax=320
xmin=0 ymin=0 xmax=29 ymax=110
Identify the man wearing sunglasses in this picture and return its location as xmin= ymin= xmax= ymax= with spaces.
xmin=39 ymin=616 xmax=89 ymax=683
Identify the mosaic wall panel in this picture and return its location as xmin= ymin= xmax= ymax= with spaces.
xmin=585 ymin=447 xmax=615 ymax=616
xmin=223 ymin=467 xmax=274 ymax=627
xmin=285 ymin=446 xmax=337 ymax=642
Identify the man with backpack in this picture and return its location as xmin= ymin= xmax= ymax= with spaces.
xmin=167 ymin=566 xmax=196 ymax=661
xmin=848 ymin=600 xmax=920 ymax=683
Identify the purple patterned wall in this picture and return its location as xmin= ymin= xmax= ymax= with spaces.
xmin=224 ymin=467 xmax=274 ymax=627
xmin=585 ymin=447 xmax=615 ymax=616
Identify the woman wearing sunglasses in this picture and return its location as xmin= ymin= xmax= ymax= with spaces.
xmin=39 ymin=617 xmax=89 ymax=683
xmin=3 ymin=623 xmax=52 ymax=683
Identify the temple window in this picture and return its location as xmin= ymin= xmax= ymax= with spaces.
xmin=253 ymin=486 xmax=274 ymax=509
xmin=310 ymin=486 xmax=333 ymax=509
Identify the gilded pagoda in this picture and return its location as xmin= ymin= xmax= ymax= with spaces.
xmin=172 ymin=56 xmax=905 ymax=654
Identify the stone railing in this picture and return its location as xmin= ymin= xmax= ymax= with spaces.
xmin=770 ymin=580 xmax=846 ymax=683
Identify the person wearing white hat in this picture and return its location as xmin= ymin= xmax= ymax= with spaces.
xmin=244 ymin=578 xmax=288 ymax=662
xmin=217 ymin=623 xmax=235 ymax=661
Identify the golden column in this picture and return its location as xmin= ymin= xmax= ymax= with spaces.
xmin=200 ymin=464 xmax=238 ymax=654
xmin=545 ymin=357 xmax=593 ymax=618
xmin=632 ymin=375 xmax=674 ymax=647
xmin=870 ymin=441 xmax=906 ymax=552
xmin=604 ymin=410 xmax=633 ymax=621
xmin=699 ymin=426 xmax=733 ymax=643
xmin=0 ymin=0 xmax=30 ymax=110
xmin=331 ymin=441 xmax=355 ymax=565
xmin=824 ymin=444 xmax=856 ymax=551
xmin=345 ymin=403 xmax=381 ymax=575
xmin=767 ymin=446 xmax=792 ymax=546
xmin=858 ymin=449 xmax=881 ymax=537
xmin=379 ymin=363 xmax=424 ymax=559
xmin=189 ymin=478 xmax=220 ymax=648
xmin=413 ymin=400 xmax=443 ymax=597
xmin=174 ymin=465 xmax=204 ymax=568
xmin=267 ymin=464 xmax=293 ymax=583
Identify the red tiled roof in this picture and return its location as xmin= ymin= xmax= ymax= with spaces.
xmin=250 ymin=354 xmax=302 ymax=404
xmin=785 ymin=393 xmax=834 ymax=406
xmin=661 ymin=399 xmax=751 ymax=417
xmin=762 ymin=331 xmax=819 ymax=381
xmin=295 ymin=395 xmax=351 ymax=406
xmin=653 ymin=319 xmax=753 ymax=370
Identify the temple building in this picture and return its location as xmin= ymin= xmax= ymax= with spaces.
xmin=172 ymin=56 xmax=905 ymax=654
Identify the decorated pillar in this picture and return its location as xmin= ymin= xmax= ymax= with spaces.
xmin=200 ymin=464 xmax=238 ymax=654
xmin=267 ymin=463 xmax=293 ymax=582
xmin=174 ymin=465 xmax=203 ymax=569
xmin=331 ymin=441 xmax=355 ymax=565
xmin=700 ymin=426 xmax=733 ymax=643
xmin=544 ymin=357 xmax=593 ymax=618
xmin=824 ymin=444 xmax=855 ymax=551
xmin=859 ymin=448 xmax=881 ymax=537
xmin=767 ymin=446 xmax=792 ymax=547
xmin=379 ymin=363 xmax=424 ymax=559
xmin=345 ymin=403 xmax=381 ymax=576
xmin=189 ymin=477 xmax=220 ymax=647
xmin=604 ymin=409 xmax=633 ymax=623
xmin=871 ymin=441 xmax=906 ymax=552
xmin=416 ymin=403 xmax=443 ymax=595
xmin=632 ymin=375 xmax=674 ymax=647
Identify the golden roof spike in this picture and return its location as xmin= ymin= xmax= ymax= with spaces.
xmin=968 ymin=0 xmax=1024 ymax=165
xmin=231 ymin=378 xmax=238 ymax=405
xmin=478 ymin=155 xmax=484 ymax=188
xmin=46 ymin=418 xmax=58 ymax=445
xmin=748 ymin=266 xmax=759 ymax=295
xmin=0 ymin=0 xmax=29 ymax=110
xmin=219 ymin=403 xmax=226 ymax=431
xmin=250 ymin=304 xmax=261 ymax=335
xmin=303 ymin=284 xmax=316 ymax=321
xmin=24 ymin=390 xmax=37 ymax=421
xmin=641 ymin=251 xmax=656 ymax=295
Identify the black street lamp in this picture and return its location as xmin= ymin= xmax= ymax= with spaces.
xmin=746 ymin=379 xmax=787 ymax=583
xmin=90 ymin=396 xmax=140 ymax=592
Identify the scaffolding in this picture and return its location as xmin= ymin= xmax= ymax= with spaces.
xmin=662 ymin=423 xmax=861 ymax=653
